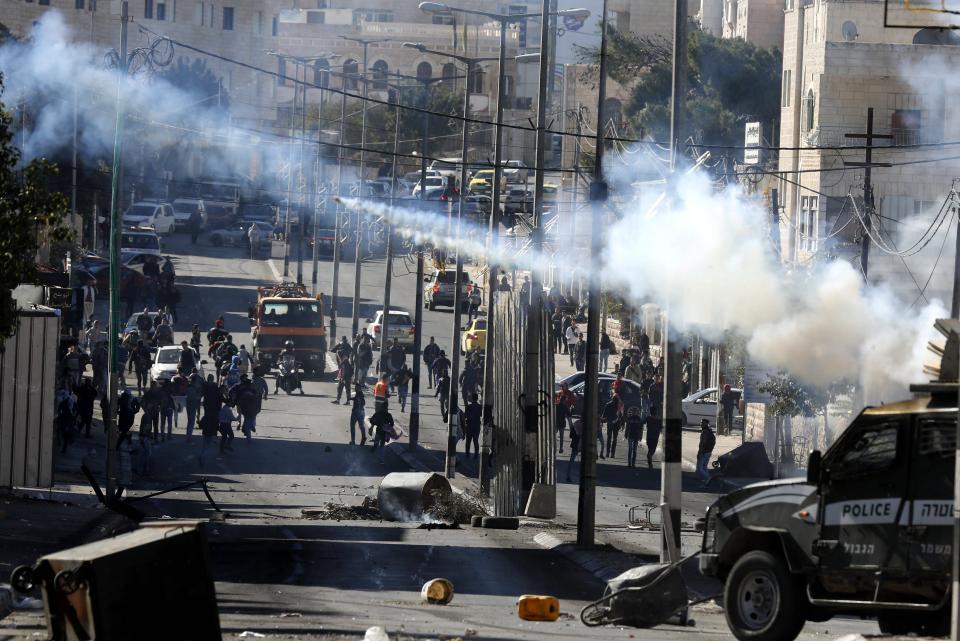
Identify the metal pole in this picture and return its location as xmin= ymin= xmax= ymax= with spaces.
xmin=379 ymin=88 xmax=401 ymax=375
xmin=283 ymin=63 xmax=295 ymax=278
xmin=297 ymin=62 xmax=306 ymax=284
xmin=71 ymin=82 xmax=79 ymax=240
xmin=860 ymin=107 xmax=875 ymax=281
xmin=661 ymin=0 xmax=688 ymax=564
xmin=409 ymin=83 xmax=430 ymax=451
xmin=480 ymin=18 xmax=510 ymax=497
xmin=312 ymin=79 xmax=326 ymax=291
xmin=445 ymin=59 xmax=474 ymax=479
xmin=952 ymin=200 xmax=960 ymax=318
xmin=952 ymin=335 xmax=960 ymax=639
xmin=351 ymin=42 xmax=373 ymax=338
xmin=106 ymin=1 xmax=129 ymax=501
xmin=576 ymin=0 xmax=608 ymax=547
xmin=330 ymin=87 xmax=347 ymax=340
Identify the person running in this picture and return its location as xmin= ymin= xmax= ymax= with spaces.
xmin=435 ymin=371 xmax=451 ymax=422
xmin=74 ymin=377 xmax=98 ymax=438
xmin=237 ymin=344 xmax=253 ymax=376
xmin=198 ymin=409 xmax=220 ymax=466
xmin=432 ymin=350 xmax=451 ymax=389
xmin=422 ymin=337 xmax=440 ymax=389
xmin=230 ymin=374 xmax=261 ymax=441
xmin=334 ymin=355 xmax=354 ymax=404
xmin=565 ymin=415 xmax=582 ymax=483
xmin=137 ymin=410 xmax=154 ymax=476
xmin=217 ymin=402 xmax=237 ymax=454
xmin=645 ymin=403 xmax=661 ymax=468
xmin=349 ymin=384 xmax=367 ymax=446
xmin=117 ymin=387 xmax=140 ymax=450
xmin=697 ymin=418 xmax=716 ymax=487
xmin=394 ymin=363 xmax=412 ymax=413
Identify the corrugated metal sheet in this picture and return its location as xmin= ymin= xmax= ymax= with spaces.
xmin=0 ymin=310 xmax=59 ymax=488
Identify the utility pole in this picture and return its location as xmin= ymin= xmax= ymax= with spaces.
xmin=105 ymin=1 xmax=129 ymax=501
xmin=844 ymin=108 xmax=891 ymax=282
xmin=952 ymin=185 xmax=960 ymax=318
xmin=71 ymin=83 xmax=79 ymax=241
xmin=661 ymin=0 xmax=687 ymax=564
xmin=481 ymin=16 xmax=510 ymax=497
xmin=344 ymin=37 xmax=389 ymax=338
xmin=409 ymin=80 xmax=431 ymax=451
xmin=331 ymin=86 xmax=348 ymax=340
xmin=379 ymin=78 xmax=402 ymax=376
xmin=577 ymin=0 xmax=608 ymax=547
xmin=283 ymin=63 xmax=298 ymax=278
xmin=297 ymin=61 xmax=307 ymax=285
xmin=312 ymin=80 xmax=327 ymax=291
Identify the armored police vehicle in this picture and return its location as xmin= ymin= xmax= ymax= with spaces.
xmin=700 ymin=322 xmax=958 ymax=641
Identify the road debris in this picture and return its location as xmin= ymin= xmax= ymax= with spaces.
xmin=300 ymin=497 xmax=380 ymax=521
xmin=237 ymin=632 xmax=266 ymax=638
xmin=363 ymin=625 xmax=390 ymax=641
xmin=421 ymin=578 xmax=455 ymax=605
xmin=517 ymin=594 xmax=560 ymax=621
xmin=378 ymin=472 xmax=452 ymax=521
xmin=425 ymin=488 xmax=488 ymax=524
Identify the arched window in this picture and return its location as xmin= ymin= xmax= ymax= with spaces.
xmin=803 ymin=89 xmax=815 ymax=132
xmin=416 ymin=61 xmax=433 ymax=83
xmin=372 ymin=59 xmax=389 ymax=90
xmin=469 ymin=66 xmax=485 ymax=93
xmin=441 ymin=63 xmax=457 ymax=89
xmin=342 ymin=58 xmax=359 ymax=91
xmin=313 ymin=58 xmax=330 ymax=88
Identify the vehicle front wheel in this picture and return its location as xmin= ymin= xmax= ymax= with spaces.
xmin=724 ymin=550 xmax=807 ymax=641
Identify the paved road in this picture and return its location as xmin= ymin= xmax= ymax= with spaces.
xmin=1 ymin=231 xmax=877 ymax=640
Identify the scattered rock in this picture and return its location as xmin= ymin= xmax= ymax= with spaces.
xmin=363 ymin=626 xmax=390 ymax=641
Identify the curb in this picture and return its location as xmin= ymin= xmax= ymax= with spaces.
xmin=532 ymin=532 xmax=634 ymax=584
xmin=3 ymin=486 xmax=100 ymax=506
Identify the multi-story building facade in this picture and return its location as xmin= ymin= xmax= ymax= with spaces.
xmin=721 ymin=0 xmax=785 ymax=49
xmin=778 ymin=0 xmax=960 ymax=301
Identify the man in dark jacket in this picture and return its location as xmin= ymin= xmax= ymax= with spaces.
xmin=463 ymin=393 xmax=482 ymax=458
xmin=422 ymin=337 xmax=440 ymax=389
xmin=229 ymin=375 xmax=261 ymax=440
xmin=74 ymin=377 xmax=98 ymax=438
xmin=697 ymin=419 xmax=716 ymax=487
xmin=188 ymin=209 xmax=203 ymax=244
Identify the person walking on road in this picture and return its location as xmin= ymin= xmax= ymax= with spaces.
xmin=463 ymin=393 xmax=482 ymax=459
xmin=555 ymin=383 xmax=575 ymax=453
xmin=217 ymin=403 xmax=237 ymax=454
xmin=198 ymin=410 xmax=219 ymax=466
xmin=368 ymin=407 xmax=397 ymax=465
xmin=720 ymin=384 xmax=738 ymax=436
xmin=468 ymin=285 xmax=482 ymax=321
xmin=565 ymin=323 xmax=579 ymax=367
xmin=158 ymin=380 xmax=176 ymax=441
xmin=565 ymin=416 xmax=583 ymax=483
xmin=552 ymin=310 xmax=564 ymax=354
xmin=74 ymin=377 xmax=97 ymax=438
xmin=334 ymin=356 xmax=354 ymax=404
xmin=230 ymin=374 xmax=261 ymax=441
xmin=184 ymin=370 xmax=202 ymax=441
xmin=601 ymin=395 xmax=622 ymax=459
xmin=355 ymin=336 xmax=373 ymax=387
xmin=575 ymin=333 xmax=587 ymax=372
xmin=599 ymin=331 xmax=613 ymax=373
xmin=435 ymin=371 xmax=451 ymax=422
xmin=645 ymin=403 xmax=661 ymax=468
xmin=137 ymin=410 xmax=154 ymax=476
xmin=373 ymin=374 xmax=389 ymax=413
xmin=189 ymin=208 xmax=203 ymax=245
xmin=132 ymin=340 xmax=151 ymax=394
xmin=624 ymin=405 xmax=645 ymax=468
xmin=81 ymin=279 xmax=97 ymax=324
xmin=350 ymin=384 xmax=367 ymax=446
xmin=422 ymin=337 xmax=440 ymax=389
xmin=394 ymin=363 xmax=412 ymax=413
xmin=697 ymin=418 xmax=716 ymax=488
xmin=117 ymin=388 xmax=140 ymax=450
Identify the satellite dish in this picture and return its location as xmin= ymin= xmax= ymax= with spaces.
xmin=842 ymin=21 xmax=859 ymax=41
xmin=913 ymin=27 xmax=960 ymax=45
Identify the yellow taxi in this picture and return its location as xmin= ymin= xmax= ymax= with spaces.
xmin=468 ymin=170 xmax=507 ymax=194
xmin=460 ymin=317 xmax=487 ymax=354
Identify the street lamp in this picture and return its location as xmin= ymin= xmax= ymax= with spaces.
xmin=416 ymin=2 xmax=589 ymax=495
xmin=404 ymin=41 xmax=496 ymax=479
xmin=341 ymin=35 xmax=391 ymax=339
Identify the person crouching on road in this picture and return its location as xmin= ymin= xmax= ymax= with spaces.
xmin=368 ymin=406 xmax=397 ymax=464
xmin=350 ymin=384 xmax=367 ymax=446
xmin=697 ymin=418 xmax=716 ymax=488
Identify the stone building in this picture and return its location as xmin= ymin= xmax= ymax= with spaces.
xmin=721 ymin=0 xmax=785 ymax=49
xmin=778 ymin=0 xmax=960 ymax=302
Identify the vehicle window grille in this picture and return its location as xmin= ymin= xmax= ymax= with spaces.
xmin=918 ymin=419 xmax=956 ymax=458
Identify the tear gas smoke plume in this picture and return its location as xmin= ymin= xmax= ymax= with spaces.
xmin=347 ymin=166 xmax=946 ymax=405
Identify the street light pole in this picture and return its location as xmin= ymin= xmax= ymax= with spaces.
xmin=312 ymin=74 xmax=326 ymax=292
xmin=331 ymin=85 xmax=347 ymax=341
xmin=105 ymin=0 xmax=130 ymax=501
xmin=379 ymin=75 xmax=403 ymax=377
xmin=297 ymin=61 xmax=307 ymax=284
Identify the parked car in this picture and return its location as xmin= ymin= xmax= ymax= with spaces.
xmin=505 ymin=188 xmax=532 ymax=214
xmin=122 ymin=201 xmax=175 ymax=234
xmin=503 ymin=159 xmax=529 ymax=183
xmin=150 ymin=345 xmax=205 ymax=383
xmin=307 ymin=228 xmax=337 ymax=258
xmin=554 ymin=370 xmax=616 ymax=392
xmin=460 ymin=317 xmax=487 ymax=354
xmin=172 ymin=198 xmax=206 ymax=230
xmin=204 ymin=203 xmax=235 ymax=229
xmin=681 ymin=387 xmax=743 ymax=428
xmin=208 ymin=221 xmax=274 ymax=247
xmin=366 ymin=310 xmax=416 ymax=350
xmin=468 ymin=169 xmax=506 ymax=194
xmin=412 ymin=175 xmax=446 ymax=197
xmin=568 ymin=377 xmax=644 ymax=416
xmin=120 ymin=228 xmax=162 ymax=257
xmin=239 ymin=203 xmax=277 ymax=225
xmin=423 ymin=269 xmax=472 ymax=311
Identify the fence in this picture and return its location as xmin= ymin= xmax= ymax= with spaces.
xmin=1 ymin=308 xmax=60 ymax=488
xmin=490 ymin=293 xmax=554 ymax=516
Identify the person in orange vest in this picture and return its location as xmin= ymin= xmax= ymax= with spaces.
xmin=373 ymin=374 xmax=389 ymax=413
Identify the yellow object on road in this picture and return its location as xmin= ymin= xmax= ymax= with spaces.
xmin=517 ymin=594 xmax=560 ymax=621
xmin=421 ymin=578 xmax=454 ymax=605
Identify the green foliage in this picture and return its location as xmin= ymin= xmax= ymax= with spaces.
xmin=0 ymin=77 xmax=72 ymax=340
xmin=759 ymin=372 xmax=853 ymax=417
xmin=157 ymin=56 xmax=229 ymax=112
xmin=595 ymin=28 xmax=781 ymax=148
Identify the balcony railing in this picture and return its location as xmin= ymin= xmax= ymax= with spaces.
xmin=805 ymin=124 xmax=940 ymax=147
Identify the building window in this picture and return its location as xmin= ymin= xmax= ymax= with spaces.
xmin=781 ymin=69 xmax=792 ymax=107
xmin=39 ymin=0 xmax=50 ymax=5
xmin=157 ymin=2 xmax=166 ymax=20
xmin=222 ymin=6 xmax=233 ymax=29
xmin=307 ymin=11 xmax=325 ymax=24
xmin=417 ymin=61 xmax=433 ymax=84
xmin=468 ymin=66 xmax=483 ymax=93
xmin=144 ymin=0 xmax=153 ymax=19
xmin=76 ymin=0 xmax=85 ymax=8
xmin=342 ymin=59 xmax=359 ymax=91
xmin=272 ymin=14 xmax=278 ymax=36
xmin=209 ymin=4 xmax=214 ymax=28
xmin=371 ymin=60 xmax=388 ymax=90
xmin=313 ymin=59 xmax=330 ymax=88
xmin=891 ymin=108 xmax=921 ymax=145
xmin=441 ymin=63 xmax=457 ymax=89
xmin=353 ymin=9 xmax=393 ymax=24
xmin=277 ymin=57 xmax=287 ymax=86
xmin=802 ymin=89 xmax=815 ymax=132
xmin=432 ymin=10 xmax=454 ymax=25
xmin=198 ymin=1 xmax=204 ymax=25
xmin=799 ymin=195 xmax=819 ymax=252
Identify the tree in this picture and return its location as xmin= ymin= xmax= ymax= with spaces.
xmin=157 ymin=56 xmax=229 ymax=113
xmin=587 ymin=28 xmax=781 ymax=150
xmin=0 ymin=76 xmax=72 ymax=340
